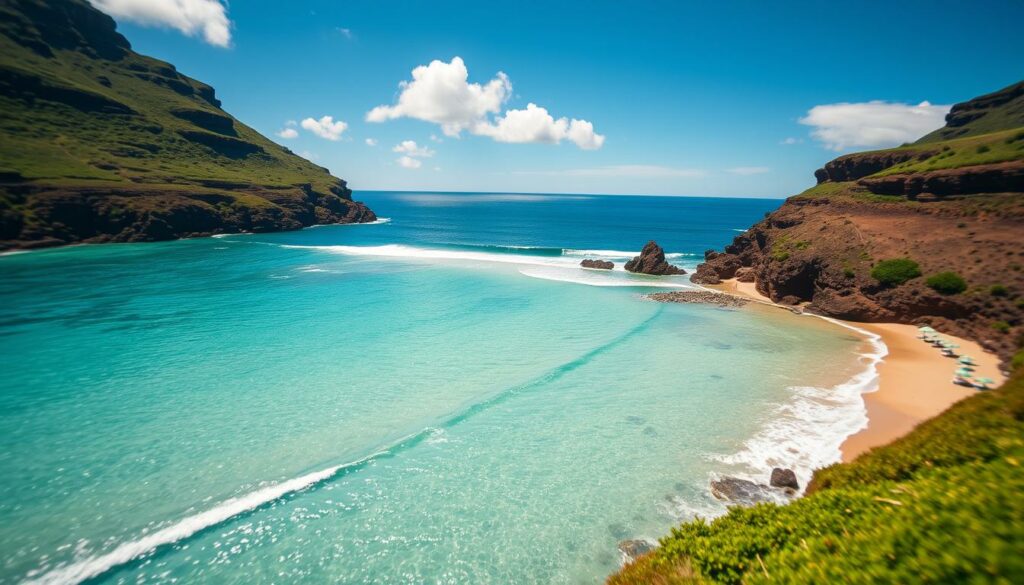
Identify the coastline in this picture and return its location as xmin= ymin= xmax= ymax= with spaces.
xmin=708 ymin=278 xmax=1007 ymax=463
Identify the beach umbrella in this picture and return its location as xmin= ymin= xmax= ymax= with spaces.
xmin=958 ymin=356 xmax=976 ymax=364
xmin=975 ymin=377 xmax=995 ymax=388
xmin=955 ymin=368 xmax=973 ymax=377
xmin=943 ymin=342 xmax=959 ymax=349
xmin=918 ymin=326 xmax=935 ymax=332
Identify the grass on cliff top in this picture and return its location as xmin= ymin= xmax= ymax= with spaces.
xmin=609 ymin=360 xmax=1024 ymax=584
xmin=875 ymin=127 xmax=1024 ymax=176
xmin=0 ymin=0 xmax=341 ymax=195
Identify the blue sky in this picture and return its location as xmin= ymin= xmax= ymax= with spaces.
xmin=94 ymin=0 xmax=1024 ymax=197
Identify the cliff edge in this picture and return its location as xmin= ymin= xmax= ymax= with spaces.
xmin=0 ymin=0 xmax=375 ymax=250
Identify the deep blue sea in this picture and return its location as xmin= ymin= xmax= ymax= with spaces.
xmin=0 ymin=192 xmax=878 ymax=584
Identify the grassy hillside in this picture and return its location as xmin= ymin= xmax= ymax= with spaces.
xmin=610 ymin=355 xmax=1024 ymax=584
xmin=917 ymin=81 xmax=1024 ymax=143
xmin=0 ymin=0 xmax=374 ymax=249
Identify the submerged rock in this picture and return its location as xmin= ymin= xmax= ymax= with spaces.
xmin=647 ymin=290 xmax=749 ymax=309
xmin=770 ymin=467 xmax=800 ymax=490
xmin=624 ymin=241 xmax=686 ymax=275
xmin=710 ymin=476 xmax=773 ymax=505
xmin=580 ymin=258 xmax=614 ymax=270
xmin=618 ymin=539 xmax=656 ymax=564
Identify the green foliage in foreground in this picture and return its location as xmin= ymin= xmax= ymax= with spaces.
xmin=871 ymin=258 xmax=922 ymax=287
xmin=609 ymin=367 xmax=1024 ymax=584
xmin=926 ymin=271 xmax=968 ymax=295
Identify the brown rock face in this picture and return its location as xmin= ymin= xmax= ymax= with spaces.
xmin=815 ymin=150 xmax=934 ymax=184
xmin=735 ymin=266 xmax=756 ymax=282
xmin=624 ymin=241 xmax=686 ymax=275
xmin=690 ymin=194 xmax=1024 ymax=362
xmin=857 ymin=161 xmax=1024 ymax=198
xmin=580 ymin=259 xmax=614 ymax=270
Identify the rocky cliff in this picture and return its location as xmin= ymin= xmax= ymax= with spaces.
xmin=0 ymin=0 xmax=375 ymax=250
xmin=693 ymin=81 xmax=1024 ymax=362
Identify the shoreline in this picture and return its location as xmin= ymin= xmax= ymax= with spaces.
xmin=707 ymin=278 xmax=1007 ymax=463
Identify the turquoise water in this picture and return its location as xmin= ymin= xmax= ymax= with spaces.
xmin=0 ymin=193 xmax=875 ymax=584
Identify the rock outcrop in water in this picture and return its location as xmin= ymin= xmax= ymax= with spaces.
xmin=625 ymin=241 xmax=686 ymax=275
xmin=690 ymin=80 xmax=1024 ymax=363
xmin=618 ymin=539 xmax=656 ymax=564
xmin=710 ymin=477 xmax=774 ymax=505
xmin=580 ymin=259 xmax=614 ymax=270
xmin=647 ymin=290 xmax=748 ymax=308
xmin=0 ymin=0 xmax=376 ymax=250
xmin=770 ymin=467 xmax=800 ymax=490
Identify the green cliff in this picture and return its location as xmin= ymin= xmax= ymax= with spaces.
xmin=0 ymin=0 xmax=375 ymax=250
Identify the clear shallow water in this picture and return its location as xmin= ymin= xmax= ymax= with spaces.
xmin=0 ymin=192 xmax=874 ymax=584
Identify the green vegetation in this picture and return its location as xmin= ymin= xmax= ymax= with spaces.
xmin=0 ymin=1 xmax=338 ymax=190
xmin=0 ymin=0 xmax=368 ymax=246
xmin=871 ymin=258 xmax=921 ymax=287
xmin=610 ymin=367 xmax=1024 ymax=584
xmin=917 ymin=81 xmax=1024 ymax=143
xmin=873 ymin=128 xmax=1024 ymax=176
xmin=925 ymin=271 xmax=968 ymax=295
xmin=992 ymin=321 xmax=1011 ymax=334
xmin=991 ymin=284 xmax=1010 ymax=297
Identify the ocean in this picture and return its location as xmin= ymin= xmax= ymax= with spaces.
xmin=0 ymin=192 xmax=880 ymax=584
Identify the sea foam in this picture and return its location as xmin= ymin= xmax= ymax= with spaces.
xmin=716 ymin=317 xmax=886 ymax=489
xmin=24 ymin=456 xmax=378 ymax=585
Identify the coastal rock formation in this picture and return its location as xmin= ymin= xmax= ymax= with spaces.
xmin=710 ymin=477 xmax=774 ymax=506
xmin=690 ymin=81 xmax=1024 ymax=362
xmin=617 ymin=539 xmax=656 ymax=564
xmin=0 ymin=0 xmax=376 ymax=250
xmin=770 ymin=467 xmax=800 ymax=490
xmin=580 ymin=259 xmax=614 ymax=270
xmin=735 ymin=266 xmax=756 ymax=282
xmin=857 ymin=160 xmax=1024 ymax=199
xmin=625 ymin=241 xmax=686 ymax=275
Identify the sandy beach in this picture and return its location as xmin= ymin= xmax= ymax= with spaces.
xmin=709 ymin=278 xmax=1008 ymax=462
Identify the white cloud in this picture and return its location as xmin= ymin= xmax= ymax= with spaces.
xmin=337 ymin=27 xmax=353 ymax=39
xmin=89 ymin=0 xmax=231 ymax=47
xmin=365 ymin=138 xmax=378 ymax=146
xmin=520 ymin=165 xmax=705 ymax=178
xmin=276 ymin=128 xmax=298 ymax=139
xmin=367 ymin=57 xmax=510 ymax=136
xmin=799 ymin=100 xmax=950 ymax=151
xmin=566 ymin=119 xmax=605 ymax=150
xmin=430 ymin=134 xmax=443 ymax=143
xmin=392 ymin=140 xmax=434 ymax=157
xmin=397 ymin=156 xmax=422 ymax=169
xmin=300 ymin=116 xmax=348 ymax=141
xmin=367 ymin=57 xmax=603 ymax=149
xmin=474 ymin=104 xmax=605 ymax=149
xmin=780 ymin=137 xmax=803 ymax=145
xmin=727 ymin=166 xmax=770 ymax=175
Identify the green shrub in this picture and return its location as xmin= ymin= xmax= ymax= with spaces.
xmin=1013 ymin=350 xmax=1024 ymax=372
xmin=977 ymin=144 xmax=991 ymax=153
xmin=843 ymin=267 xmax=856 ymax=278
xmin=992 ymin=321 xmax=1011 ymax=333
xmin=772 ymin=251 xmax=789 ymax=262
xmin=925 ymin=272 xmax=967 ymax=295
xmin=871 ymin=258 xmax=921 ymax=287
xmin=991 ymin=284 xmax=1009 ymax=297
